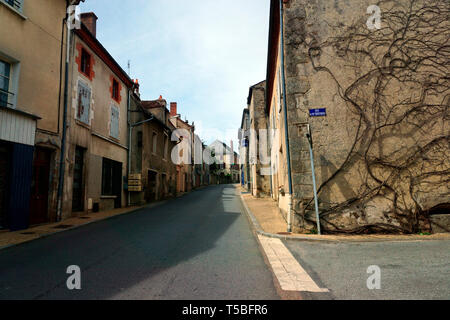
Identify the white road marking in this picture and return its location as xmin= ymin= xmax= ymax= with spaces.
xmin=258 ymin=235 xmax=329 ymax=293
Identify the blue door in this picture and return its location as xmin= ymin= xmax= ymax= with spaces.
xmin=8 ymin=143 xmax=34 ymax=231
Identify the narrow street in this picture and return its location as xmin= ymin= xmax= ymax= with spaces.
xmin=1 ymin=184 xmax=449 ymax=300
xmin=1 ymin=0 xmax=448 ymax=309
xmin=0 ymin=185 xmax=279 ymax=300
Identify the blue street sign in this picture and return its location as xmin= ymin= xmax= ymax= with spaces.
xmin=309 ymin=108 xmax=327 ymax=117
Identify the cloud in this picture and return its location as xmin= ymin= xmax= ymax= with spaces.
xmin=80 ymin=0 xmax=270 ymax=147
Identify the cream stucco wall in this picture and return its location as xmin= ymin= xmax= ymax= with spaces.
xmin=0 ymin=0 xmax=67 ymax=133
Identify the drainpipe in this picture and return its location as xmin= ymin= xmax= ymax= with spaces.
xmin=267 ymin=113 xmax=274 ymax=197
xmin=56 ymin=5 xmax=73 ymax=222
xmin=279 ymin=0 xmax=294 ymax=233
xmin=127 ymin=88 xmax=132 ymax=207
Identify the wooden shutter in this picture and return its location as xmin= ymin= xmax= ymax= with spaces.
xmin=110 ymin=104 xmax=119 ymax=139
xmin=77 ymin=80 xmax=91 ymax=124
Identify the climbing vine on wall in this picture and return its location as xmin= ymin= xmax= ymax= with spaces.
xmin=300 ymin=0 xmax=449 ymax=233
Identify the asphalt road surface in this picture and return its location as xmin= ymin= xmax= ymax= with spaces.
xmin=0 ymin=185 xmax=279 ymax=300
xmin=1 ymin=184 xmax=448 ymax=300
xmin=284 ymin=239 xmax=450 ymax=300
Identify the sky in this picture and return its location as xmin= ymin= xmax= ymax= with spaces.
xmin=79 ymin=0 xmax=270 ymax=148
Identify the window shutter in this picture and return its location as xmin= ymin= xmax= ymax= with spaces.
xmin=77 ymin=80 xmax=90 ymax=124
xmin=110 ymin=104 xmax=119 ymax=139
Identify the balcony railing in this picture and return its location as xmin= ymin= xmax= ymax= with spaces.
xmin=2 ymin=0 xmax=22 ymax=11
xmin=0 ymin=88 xmax=15 ymax=108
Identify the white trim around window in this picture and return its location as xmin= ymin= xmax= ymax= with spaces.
xmin=0 ymin=53 xmax=20 ymax=109
xmin=0 ymin=0 xmax=26 ymax=19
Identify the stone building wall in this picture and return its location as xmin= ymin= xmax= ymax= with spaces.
xmin=280 ymin=0 xmax=449 ymax=233
xmin=249 ymin=81 xmax=272 ymax=197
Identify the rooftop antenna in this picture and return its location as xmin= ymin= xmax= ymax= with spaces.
xmin=127 ymin=60 xmax=131 ymax=76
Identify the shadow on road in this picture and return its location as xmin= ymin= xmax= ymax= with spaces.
xmin=0 ymin=185 xmax=244 ymax=300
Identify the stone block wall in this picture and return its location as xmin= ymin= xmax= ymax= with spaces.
xmin=282 ymin=0 xmax=449 ymax=233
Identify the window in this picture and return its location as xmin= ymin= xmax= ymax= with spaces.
xmin=164 ymin=134 xmax=169 ymax=159
xmin=2 ymin=0 xmax=23 ymax=12
xmin=112 ymin=79 xmax=119 ymax=101
xmin=76 ymin=80 xmax=91 ymax=124
xmin=101 ymin=158 xmax=122 ymax=196
xmin=110 ymin=104 xmax=119 ymax=139
xmin=80 ymin=48 xmax=91 ymax=77
xmin=137 ymin=131 xmax=143 ymax=148
xmin=0 ymin=59 xmax=11 ymax=108
xmin=152 ymin=132 xmax=157 ymax=154
xmin=110 ymin=77 xmax=121 ymax=103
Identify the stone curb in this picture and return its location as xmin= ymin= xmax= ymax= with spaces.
xmin=0 ymin=201 xmax=167 ymax=252
xmin=238 ymin=193 xmax=449 ymax=243
xmin=238 ymin=193 xmax=335 ymax=242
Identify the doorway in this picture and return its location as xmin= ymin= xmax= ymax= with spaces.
xmin=112 ymin=161 xmax=122 ymax=209
xmin=161 ymin=173 xmax=167 ymax=199
xmin=147 ymin=171 xmax=157 ymax=202
xmin=101 ymin=157 xmax=122 ymax=209
xmin=30 ymin=148 xmax=52 ymax=225
xmin=72 ymin=146 xmax=85 ymax=212
xmin=0 ymin=142 xmax=10 ymax=229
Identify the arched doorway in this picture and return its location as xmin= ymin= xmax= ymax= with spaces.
xmin=428 ymin=203 xmax=450 ymax=233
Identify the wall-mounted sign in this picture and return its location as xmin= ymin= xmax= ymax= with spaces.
xmin=128 ymin=180 xmax=142 ymax=186
xmin=309 ymin=108 xmax=327 ymax=117
xmin=128 ymin=185 xmax=142 ymax=192
xmin=128 ymin=173 xmax=142 ymax=192
xmin=129 ymin=174 xmax=142 ymax=180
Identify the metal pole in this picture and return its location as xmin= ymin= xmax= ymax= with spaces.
xmin=306 ymin=124 xmax=321 ymax=235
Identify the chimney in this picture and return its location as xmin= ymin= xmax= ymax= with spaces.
xmin=170 ymin=102 xmax=178 ymax=117
xmin=80 ymin=12 xmax=98 ymax=37
xmin=133 ymin=79 xmax=140 ymax=96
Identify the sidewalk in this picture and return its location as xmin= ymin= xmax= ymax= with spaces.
xmin=239 ymin=187 xmax=450 ymax=242
xmin=0 ymin=204 xmax=153 ymax=250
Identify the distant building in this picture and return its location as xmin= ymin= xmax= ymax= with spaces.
xmin=169 ymin=102 xmax=195 ymax=193
xmin=208 ymin=140 xmax=239 ymax=184
xmin=238 ymin=108 xmax=250 ymax=191
xmin=129 ymin=96 xmax=178 ymax=205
